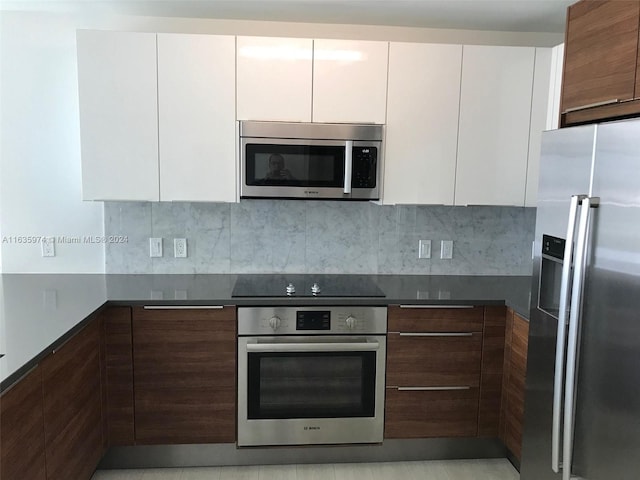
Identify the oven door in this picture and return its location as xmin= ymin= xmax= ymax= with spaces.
xmin=237 ymin=335 xmax=386 ymax=446
xmin=240 ymin=138 xmax=380 ymax=200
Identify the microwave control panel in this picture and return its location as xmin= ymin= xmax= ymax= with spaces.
xmin=352 ymin=147 xmax=377 ymax=188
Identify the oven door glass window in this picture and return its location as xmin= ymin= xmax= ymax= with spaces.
xmin=245 ymin=144 xmax=345 ymax=188
xmin=247 ymin=351 xmax=376 ymax=419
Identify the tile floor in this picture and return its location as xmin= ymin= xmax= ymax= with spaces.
xmin=92 ymin=459 xmax=519 ymax=480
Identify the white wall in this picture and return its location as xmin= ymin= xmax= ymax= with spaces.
xmin=0 ymin=11 xmax=105 ymax=273
xmin=0 ymin=9 xmax=561 ymax=273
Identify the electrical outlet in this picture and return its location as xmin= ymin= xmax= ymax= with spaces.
xmin=41 ymin=237 xmax=55 ymax=257
xmin=418 ymin=239 xmax=431 ymax=259
xmin=174 ymin=238 xmax=187 ymax=258
xmin=149 ymin=237 xmax=163 ymax=257
xmin=174 ymin=289 xmax=188 ymax=300
xmin=440 ymin=240 xmax=453 ymax=259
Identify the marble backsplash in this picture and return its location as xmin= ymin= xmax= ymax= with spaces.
xmin=104 ymin=201 xmax=536 ymax=275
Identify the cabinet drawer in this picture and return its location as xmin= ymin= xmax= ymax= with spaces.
xmin=384 ymin=387 xmax=479 ymax=438
xmin=388 ymin=305 xmax=483 ymax=333
xmin=386 ymin=332 xmax=482 ymax=387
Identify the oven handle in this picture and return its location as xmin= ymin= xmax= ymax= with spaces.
xmin=246 ymin=340 xmax=379 ymax=353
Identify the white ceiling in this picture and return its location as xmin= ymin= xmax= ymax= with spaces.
xmin=2 ymin=0 xmax=573 ymax=33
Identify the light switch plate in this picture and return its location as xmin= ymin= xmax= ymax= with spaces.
xmin=418 ymin=240 xmax=431 ymax=259
xmin=441 ymin=240 xmax=453 ymax=259
xmin=149 ymin=237 xmax=163 ymax=257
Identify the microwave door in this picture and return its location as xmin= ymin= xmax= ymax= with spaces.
xmin=240 ymin=138 xmax=349 ymax=199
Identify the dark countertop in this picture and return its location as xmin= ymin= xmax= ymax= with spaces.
xmin=0 ymin=273 xmax=532 ymax=391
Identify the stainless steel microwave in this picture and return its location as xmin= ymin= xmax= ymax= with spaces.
xmin=239 ymin=121 xmax=383 ymax=200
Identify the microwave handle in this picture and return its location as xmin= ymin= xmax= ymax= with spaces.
xmin=344 ymin=140 xmax=353 ymax=194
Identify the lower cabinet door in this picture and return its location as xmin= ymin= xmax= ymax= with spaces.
xmin=384 ymin=387 xmax=480 ymax=438
xmin=132 ymin=306 xmax=236 ymax=444
xmin=41 ymin=320 xmax=104 ymax=480
xmin=0 ymin=366 xmax=47 ymax=480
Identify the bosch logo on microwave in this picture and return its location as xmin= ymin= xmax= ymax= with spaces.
xmin=362 ymin=149 xmax=370 ymax=153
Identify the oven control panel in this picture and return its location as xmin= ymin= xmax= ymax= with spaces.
xmin=238 ymin=306 xmax=387 ymax=335
xmin=296 ymin=311 xmax=331 ymax=330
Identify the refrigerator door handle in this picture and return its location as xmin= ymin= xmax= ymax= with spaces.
xmin=552 ymin=194 xmax=585 ymax=473
xmin=562 ymin=196 xmax=595 ymax=480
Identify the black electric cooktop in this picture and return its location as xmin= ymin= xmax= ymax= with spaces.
xmin=232 ymin=274 xmax=385 ymax=298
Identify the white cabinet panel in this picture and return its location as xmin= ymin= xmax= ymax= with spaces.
xmin=312 ymin=39 xmax=389 ymax=124
xmin=546 ymin=43 xmax=565 ymax=131
xmin=525 ymin=48 xmax=553 ymax=207
xmin=237 ymin=36 xmax=312 ymax=122
xmin=157 ymin=34 xmax=236 ymax=202
xmin=77 ymin=30 xmax=159 ymax=201
xmin=455 ymin=45 xmax=535 ymax=206
xmin=384 ymin=42 xmax=462 ymax=205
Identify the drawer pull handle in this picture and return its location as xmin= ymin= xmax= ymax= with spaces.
xmin=143 ymin=305 xmax=224 ymax=310
xmin=562 ymin=98 xmax=619 ymax=114
xmin=399 ymin=305 xmax=474 ymax=309
xmin=397 ymin=386 xmax=471 ymax=391
xmin=398 ymin=332 xmax=474 ymax=337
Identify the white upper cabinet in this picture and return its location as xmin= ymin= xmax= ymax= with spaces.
xmin=312 ymin=39 xmax=389 ymax=124
xmin=455 ymin=45 xmax=536 ymax=206
xmin=77 ymin=30 xmax=159 ymax=201
xmin=237 ymin=36 xmax=313 ymax=122
xmin=525 ymin=48 xmax=553 ymax=207
xmin=384 ymin=42 xmax=462 ymax=205
xmin=157 ymin=34 xmax=236 ymax=202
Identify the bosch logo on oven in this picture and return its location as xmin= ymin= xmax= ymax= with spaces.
xmin=304 ymin=426 xmax=321 ymax=431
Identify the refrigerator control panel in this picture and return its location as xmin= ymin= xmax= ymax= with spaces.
xmin=542 ymin=234 xmax=565 ymax=261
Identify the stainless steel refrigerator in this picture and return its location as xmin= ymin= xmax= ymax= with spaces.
xmin=521 ymin=119 xmax=640 ymax=480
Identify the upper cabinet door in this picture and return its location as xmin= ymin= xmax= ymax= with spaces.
xmin=77 ymin=30 xmax=159 ymax=201
xmin=455 ymin=46 xmax=535 ymax=206
xmin=312 ymin=39 xmax=389 ymax=124
xmin=562 ymin=0 xmax=640 ymax=113
xmin=384 ymin=42 xmax=462 ymax=205
xmin=237 ymin=36 xmax=312 ymax=122
xmin=525 ymin=48 xmax=553 ymax=207
xmin=157 ymin=34 xmax=236 ymax=202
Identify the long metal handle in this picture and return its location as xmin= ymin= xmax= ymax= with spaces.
xmin=396 ymin=386 xmax=470 ymax=391
xmin=551 ymin=194 xmax=584 ymax=472
xmin=562 ymin=98 xmax=618 ymax=113
xmin=247 ymin=341 xmax=379 ymax=353
xmin=344 ymin=140 xmax=353 ymax=194
xmin=562 ymin=196 xmax=593 ymax=480
xmin=398 ymin=332 xmax=474 ymax=337
xmin=143 ymin=305 xmax=224 ymax=310
xmin=399 ymin=305 xmax=474 ymax=309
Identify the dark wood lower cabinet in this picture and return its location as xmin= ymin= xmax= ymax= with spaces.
xmin=385 ymin=305 xmax=507 ymax=440
xmin=386 ymin=333 xmax=483 ymax=387
xmin=103 ymin=306 xmax=135 ymax=446
xmin=132 ymin=306 xmax=236 ymax=444
xmin=478 ymin=306 xmax=506 ymax=437
xmin=385 ymin=387 xmax=480 ymax=438
xmin=41 ymin=319 xmax=104 ymax=480
xmin=500 ymin=309 xmax=530 ymax=460
xmin=0 ymin=366 xmax=47 ymax=480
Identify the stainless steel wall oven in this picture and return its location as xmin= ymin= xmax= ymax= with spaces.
xmin=237 ymin=306 xmax=387 ymax=447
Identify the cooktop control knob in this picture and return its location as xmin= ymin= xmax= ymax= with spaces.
xmin=345 ymin=315 xmax=357 ymax=330
xmin=311 ymin=283 xmax=321 ymax=295
xmin=268 ymin=316 xmax=282 ymax=331
xmin=286 ymin=283 xmax=296 ymax=295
